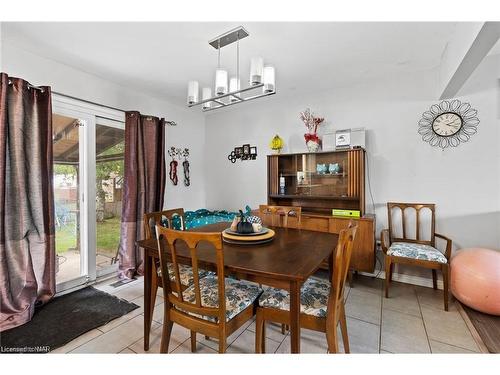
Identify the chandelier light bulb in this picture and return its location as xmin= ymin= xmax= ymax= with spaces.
xmin=202 ymin=87 xmax=212 ymax=109
xmin=263 ymin=66 xmax=275 ymax=93
xmin=187 ymin=80 xmax=199 ymax=104
xmin=229 ymin=77 xmax=240 ymax=102
xmin=215 ymin=69 xmax=228 ymax=96
xmin=250 ymin=57 xmax=264 ymax=85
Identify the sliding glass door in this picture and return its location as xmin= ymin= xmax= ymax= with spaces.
xmin=52 ymin=96 xmax=124 ymax=292
xmin=53 ymin=113 xmax=88 ymax=289
xmin=95 ymin=118 xmax=125 ymax=277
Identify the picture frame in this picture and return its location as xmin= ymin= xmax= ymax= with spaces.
xmin=250 ymin=146 xmax=257 ymax=155
xmin=234 ymin=147 xmax=243 ymax=158
xmin=242 ymin=144 xmax=251 ymax=155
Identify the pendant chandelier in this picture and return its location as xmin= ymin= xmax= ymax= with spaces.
xmin=187 ymin=26 xmax=276 ymax=112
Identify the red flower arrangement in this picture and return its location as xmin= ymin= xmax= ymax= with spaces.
xmin=300 ymin=108 xmax=324 ymax=151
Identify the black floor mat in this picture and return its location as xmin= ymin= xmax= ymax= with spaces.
xmin=0 ymin=286 xmax=139 ymax=353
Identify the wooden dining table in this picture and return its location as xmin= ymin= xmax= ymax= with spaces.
xmin=136 ymin=222 xmax=338 ymax=353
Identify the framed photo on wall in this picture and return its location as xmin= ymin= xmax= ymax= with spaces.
xmin=242 ymin=144 xmax=251 ymax=155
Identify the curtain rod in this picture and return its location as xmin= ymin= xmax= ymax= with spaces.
xmin=52 ymin=90 xmax=177 ymax=126
xmin=6 ymin=79 xmax=177 ymax=126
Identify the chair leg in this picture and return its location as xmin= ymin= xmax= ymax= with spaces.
xmin=347 ymin=270 xmax=354 ymax=287
xmin=432 ymin=269 xmax=438 ymax=290
xmin=384 ymin=256 xmax=392 ymax=298
xmin=218 ymin=334 xmax=227 ymax=354
xmin=339 ymin=302 xmax=350 ymax=353
xmin=160 ymin=319 xmax=173 ymax=353
xmin=442 ymin=264 xmax=449 ymax=311
xmin=326 ymin=320 xmax=340 ymax=354
xmin=190 ymin=330 xmax=197 ymax=353
xmin=389 ymin=264 xmax=394 ymax=282
xmin=150 ymin=271 xmax=159 ymax=330
xmin=255 ymin=308 xmax=266 ymax=353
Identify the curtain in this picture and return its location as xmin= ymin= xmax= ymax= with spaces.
xmin=0 ymin=73 xmax=55 ymax=332
xmin=118 ymin=111 xmax=166 ymax=279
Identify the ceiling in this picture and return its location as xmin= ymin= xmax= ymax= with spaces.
xmin=3 ymin=22 xmax=463 ymax=106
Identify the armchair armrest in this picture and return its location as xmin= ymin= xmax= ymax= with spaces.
xmin=435 ymin=233 xmax=452 ymax=261
xmin=380 ymin=229 xmax=390 ymax=254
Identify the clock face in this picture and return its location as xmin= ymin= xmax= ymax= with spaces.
xmin=418 ymin=100 xmax=479 ymax=149
xmin=432 ymin=112 xmax=463 ymax=136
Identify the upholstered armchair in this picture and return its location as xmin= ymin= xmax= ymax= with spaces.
xmin=381 ymin=203 xmax=452 ymax=311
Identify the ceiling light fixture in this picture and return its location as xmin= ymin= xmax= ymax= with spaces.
xmin=187 ymin=26 xmax=276 ymax=112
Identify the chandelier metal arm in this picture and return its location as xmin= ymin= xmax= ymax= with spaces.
xmin=199 ymin=90 xmax=276 ymax=112
xmin=188 ymin=83 xmax=267 ymax=107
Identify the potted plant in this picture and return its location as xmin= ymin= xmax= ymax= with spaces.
xmin=300 ymin=108 xmax=324 ymax=152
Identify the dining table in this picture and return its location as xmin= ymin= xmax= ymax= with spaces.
xmin=136 ymin=221 xmax=338 ymax=353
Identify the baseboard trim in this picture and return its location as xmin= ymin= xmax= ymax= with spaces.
xmin=358 ymin=270 xmax=444 ymax=290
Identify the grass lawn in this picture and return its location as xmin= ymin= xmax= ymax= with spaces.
xmin=55 ymin=216 xmax=121 ymax=257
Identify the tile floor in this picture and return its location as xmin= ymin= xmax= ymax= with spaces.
xmin=51 ymin=275 xmax=481 ymax=354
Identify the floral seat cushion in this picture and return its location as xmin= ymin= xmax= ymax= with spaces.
xmin=258 ymin=276 xmax=331 ymax=318
xmin=157 ymin=263 xmax=210 ymax=286
xmin=387 ymin=242 xmax=447 ymax=264
xmin=179 ymin=276 xmax=262 ymax=322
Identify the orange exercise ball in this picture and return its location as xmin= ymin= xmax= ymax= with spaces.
xmin=451 ymin=248 xmax=500 ymax=316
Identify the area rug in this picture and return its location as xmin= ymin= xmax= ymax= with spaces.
xmin=459 ymin=302 xmax=500 ymax=353
xmin=0 ymin=286 xmax=139 ymax=353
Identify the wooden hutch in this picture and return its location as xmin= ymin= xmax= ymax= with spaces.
xmin=267 ymin=148 xmax=375 ymax=273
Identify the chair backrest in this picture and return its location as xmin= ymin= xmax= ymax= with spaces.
xmin=329 ymin=223 xmax=357 ymax=308
xmin=387 ymin=202 xmax=435 ymax=246
xmin=143 ymin=208 xmax=185 ymax=239
xmin=156 ymin=226 xmax=226 ymax=324
xmin=258 ymin=205 xmax=302 ymax=228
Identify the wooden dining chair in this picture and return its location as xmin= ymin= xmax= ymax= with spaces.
xmin=258 ymin=205 xmax=302 ymax=229
xmin=143 ymin=208 xmax=210 ymax=337
xmin=381 ymin=202 xmax=452 ymax=311
xmin=144 ymin=208 xmax=204 ymax=293
xmin=258 ymin=204 xmax=302 ymax=334
xmin=156 ymin=226 xmax=262 ymax=353
xmin=255 ymin=224 xmax=358 ymax=353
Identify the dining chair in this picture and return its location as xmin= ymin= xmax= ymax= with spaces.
xmin=258 ymin=204 xmax=302 ymax=334
xmin=156 ymin=226 xmax=262 ymax=353
xmin=144 ymin=208 xmax=207 ymax=292
xmin=258 ymin=205 xmax=302 ymax=229
xmin=255 ymin=223 xmax=357 ymax=353
xmin=381 ymin=202 xmax=452 ymax=310
xmin=143 ymin=209 xmax=210 ymax=337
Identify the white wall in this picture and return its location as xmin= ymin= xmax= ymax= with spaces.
xmin=205 ymin=56 xmax=500 ymax=252
xmin=1 ymin=42 xmax=206 ymax=211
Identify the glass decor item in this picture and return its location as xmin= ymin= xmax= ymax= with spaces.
xmin=316 ymin=163 xmax=328 ymax=174
xmin=187 ymin=80 xmax=199 ymax=104
xmin=202 ymin=87 xmax=212 ymax=110
xmin=215 ymin=69 xmax=228 ymax=96
xmin=329 ymin=163 xmax=340 ymax=174
xmin=263 ymin=66 xmax=275 ymax=93
xmin=250 ymin=57 xmax=264 ymax=85
xmin=229 ymin=77 xmax=240 ymax=102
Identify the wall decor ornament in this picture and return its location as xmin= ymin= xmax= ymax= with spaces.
xmin=300 ymin=108 xmax=324 ymax=152
xmin=168 ymin=147 xmax=191 ymax=186
xmin=269 ymin=134 xmax=284 ymax=154
xmin=228 ymin=144 xmax=257 ymax=163
xmin=418 ymin=99 xmax=480 ymax=149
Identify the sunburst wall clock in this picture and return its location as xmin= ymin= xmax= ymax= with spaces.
xmin=418 ymin=99 xmax=480 ymax=149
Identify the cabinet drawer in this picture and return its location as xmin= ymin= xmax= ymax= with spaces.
xmin=302 ymin=216 xmax=330 ymax=233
